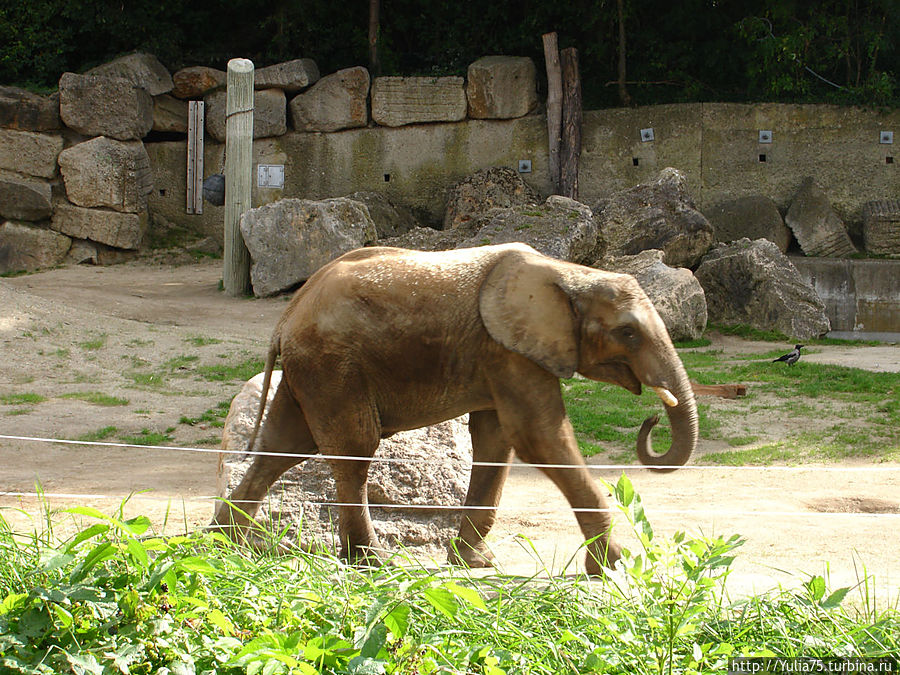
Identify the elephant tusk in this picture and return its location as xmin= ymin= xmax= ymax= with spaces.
xmin=652 ymin=386 xmax=678 ymax=407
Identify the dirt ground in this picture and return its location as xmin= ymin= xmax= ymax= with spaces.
xmin=1 ymin=259 xmax=898 ymax=602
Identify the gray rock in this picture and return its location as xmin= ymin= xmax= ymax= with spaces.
xmin=218 ymin=372 xmax=471 ymax=558
xmin=171 ymin=66 xmax=226 ymax=99
xmin=861 ymin=200 xmax=900 ymax=257
xmin=705 ymin=195 xmax=792 ymax=252
xmin=290 ymin=66 xmax=369 ymax=132
xmin=784 ymin=178 xmax=857 ymax=257
xmin=381 ymin=226 xmax=462 ymax=251
xmin=58 ymin=72 xmax=154 ymax=141
xmin=240 ymin=197 xmax=377 ymax=297
xmin=600 ymin=250 xmax=707 ymax=341
xmin=204 ymin=88 xmax=287 ymax=142
xmin=460 ymin=195 xmax=603 ymax=264
xmin=371 ymin=76 xmax=467 ymax=127
xmin=444 ymin=166 xmax=540 ymax=231
xmin=593 ymin=167 xmax=715 ymax=269
xmin=58 ymin=136 xmax=153 ymax=213
xmin=0 ymin=221 xmax=71 ymax=274
xmin=695 ymin=238 xmax=830 ymax=340
xmin=0 ymin=173 xmax=53 ymax=221
xmin=0 ymin=128 xmax=64 ymax=179
xmin=152 ymin=94 xmax=188 ymax=133
xmin=345 ymin=191 xmax=418 ymax=239
xmin=0 ymin=86 xmax=61 ymax=131
xmin=86 ymin=52 xmax=174 ymax=96
xmin=255 ymin=59 xmax=320 ymax=92
xmin=51 ymin=202 xmax=147 ymax=250
xmin=466 ymin=56 xmax=538 ymax=120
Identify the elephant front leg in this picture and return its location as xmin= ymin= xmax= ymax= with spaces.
xmin=448 ymin=410 xmax=514 ymax=568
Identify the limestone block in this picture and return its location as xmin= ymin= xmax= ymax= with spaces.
xmin=290 ymin=67 xmax=369 ymax=132
xmin=59 ymin=72 xmax=154 ymax=141
xmin=0 ymin=172 xmax=53 ymax=221
xmin=0 ymin=129 xmax=64 ymax=179
xmin=172 ymin=66 xmax=226 ymax=99
xmin=371 ymin=76 xmax=467 ymax=127
xmin=784 ymin=177 xmax=856 ymax=257
xmin=0 ymin=86 xmax=61 ymax=131
xmin=705 ymin=195 xmax=792 ymax=252
xmin=58 ymin=136 xmax=153 ymax=213
xmin=861 ymin=200 xmax=900 ymax=257
xmin=86 ymin=52 xmax=174 ymax=96
xmin=0 ymin=221 xmax=71 ymax=274
xmin=255 ymin=58 xmax=320 ymax=92
xmin=153 ymin=94 xmax=189 ymax=133
xmin=51 ymin=202 xmax=147 ymax=250
xmin=204 ymin=88 xmax=287 ymax=142
xmin=466 ymin=56 xmax=538 ymax=119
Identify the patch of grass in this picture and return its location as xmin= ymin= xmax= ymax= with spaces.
xmin=125 ymin=371 xmax=167 ymax=388
xmin=78 ymin=334 xmax=107 ymax=350
xmin=119 ymin=427 xmax=175 ymax=446
xmin=183 ymin=335 xmax=223 ymax=347
xmin=0 ymin=392 xmax=47 ymax=405
xmin=60 ymin=391 xmax=129 ymax=406
xmin=180 ymin=400 xmax=232 ymax=428
xmin=52 ymin=347 xmax=70 ymax=359
xmin=165 ymin=354 xmax=200 ymax=373
xmin=74 ymin=426 xmax=119 ymax=442
xmin=673 ymin=337 xmax=712 ymax=349
xmin=196 ymin=358 xmax=266 ymax=382
xmin=709 ymin=323 xmax=789 ymax=341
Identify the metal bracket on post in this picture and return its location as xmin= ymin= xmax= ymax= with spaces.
xmin=186 ymin=101 xmax=205 ymax=214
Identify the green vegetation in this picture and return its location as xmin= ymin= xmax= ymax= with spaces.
xmin=60 ymin=392 xmax=129 ymax=407
xmin=78 ymin=335 xmax=107 ymax=351
xmin=118 ymin=428 xmax=175 ymax=446
xmin=180 ymin=400 xmax=232 ymax=428
xmin=0 ymin=393 xmax=47 ymax=406
xmin=74 ymin=426 xmax=118 ymax=443
xmin=1 ymin=479 xmax=896 ymax=674
xmin=196 ymin=358 xmax=266 ymax=383
xmin=183 ymin=335 xmax=223 ymax=347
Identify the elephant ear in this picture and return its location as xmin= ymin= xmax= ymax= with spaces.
xmin=479 ymin=250 xmax=579 ymax=379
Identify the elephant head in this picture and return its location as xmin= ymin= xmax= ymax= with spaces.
xmin=479 ymin=248 xmax=697 ymax=470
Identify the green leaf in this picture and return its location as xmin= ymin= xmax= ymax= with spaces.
xmin=177 ymin=557 xmax=223 ymax=575
xmin=822 ymin=586 xmax=851 ymax=609
xmin=444 ymin=581 xmax=487 ymax=611
xmin=383 ymin=603 xmax=410 ymax=639
xmin=424 ymin=586 xmax=458 ymax=619
xmin=806 ymin=575 xmax=826 ymax=601
xmin=0 ymin=592 xmax=28 ymax=615
xmin=66 ymin=652 xmax=104 ymax=675
xmin=207 ymin=608 xmax=235 ymax=636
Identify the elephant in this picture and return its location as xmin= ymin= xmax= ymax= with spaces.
xmin=212 ymin=243 xmax=698 ymax=574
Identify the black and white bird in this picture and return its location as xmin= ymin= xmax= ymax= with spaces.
xmin=773 ymin=344 xmax=804 ymax=366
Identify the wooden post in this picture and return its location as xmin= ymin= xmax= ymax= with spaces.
xmin=542 ymin=32 xmax=563 ymax=195
xmin=560 ymin=47 xmax=582 ymax=200
xmin=186 ymin=101 xmax=204 ymax=214
xmin=224 ymin=58 xmax=254 ymax=297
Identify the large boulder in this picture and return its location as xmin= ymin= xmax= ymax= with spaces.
xmin=0 ymin=221 xmax=71 ymax=274
xmin=466 ymin=56 xmax=538 ymax=120
xmin=255 ymin=59 xmax=320 ymax=92
xmin=58 ymin=136 xmax=153 ymax=213
xmin=345 ymin=191 xmax=418 ymax=239
xmin=204 ymin=88 xmax=287 ymax=142
xmin=51 ymin=202 xmax=148 ymax=250
xmin=381 ymin=226 xmax=462 ymax=252
xmin=171 ymin=66 xmax=226 ymax=99
xmin=58 ymin=72 xmax=154 ymax=141
xmin=861 ymin=200 xmax=900 ymax=257
xmin=86 ymin=52 xmax=174 ymax=96
xmin=600 ymin=250 xmax=707 ymax=341
xmin=784 ymin=178 xmax=857 ymax=257
xmin=289 ymin=66 xmax=370 ymax=133
xmin=0 ymin=173 xmax=53 ymax=221
xmin=444 ymin=166 xmax=540 ymax=231
xmin=593 ymin=168 xmax=715 ymax=269
xmin=460 ymin=195 xmax=603 ymax=264
xmin=704 ymin=195 xmax=792 ymax=253
xmin=371 ymin=76 xmax=467 ymax=127
xmin=218 ymin=372 xmax=472 ymax=558
xmin=0 ymin=86 xmax=61 ymax=132
xmin=0 ymin=128 xmax=64 ymax=179
xmin=694 ymin=238 xmax=830 ymax=340
xmin=152 ymin=95 xmax=189 ymax=133
xmin=240 ymin=197 xmax=377 ymax=297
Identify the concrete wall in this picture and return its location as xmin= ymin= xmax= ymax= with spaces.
xmin=147 ymin=102 xmax=899 ymax=244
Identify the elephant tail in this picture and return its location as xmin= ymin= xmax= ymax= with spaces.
xmin=246 ymin=333 xmax=281 ymax=456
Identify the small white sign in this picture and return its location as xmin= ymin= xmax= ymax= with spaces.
xmin=758 ymin=130 xmax=773 ymax=144
xmin=257 ymin=164 xmax=285 ymax=188
xmin=640 ymin=127 xmax=655 ymax=142
xmin=880 ymin=131 xmax=893 ymax=145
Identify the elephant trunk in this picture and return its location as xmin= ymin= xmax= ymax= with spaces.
xmin=635 ymin=366 xmax=698 ymax=472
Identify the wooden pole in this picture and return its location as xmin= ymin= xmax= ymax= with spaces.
xmin=224 ymin=58 xmax=254 ymax=297
xmin=542 ymin=32 xmax=563 ymax=194
xmin=368 ymin=0 xmax=381 ymax=76
xmin=560 ymin=47 xmax=582 ymax=200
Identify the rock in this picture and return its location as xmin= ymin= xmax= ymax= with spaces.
xmin=152 ymin=94 xmax=189 ymax=133
xmin=345 ymin=191 xmax=418 ymax=239
xmin=58 ymin=72 xmax=154 ymax=141
xmin=784 ymin=178 xmax=857 ymax=257
xmin=86 ymin=52 xmax=174 ymax=96
xmin=0 ymin=128 xmax=64 ymax=179
xmin=444 ymin=166 xmax=540 ymax=231
xmin=0 ymin=86 xmax=61 ymax=131
xmin=593 ymin=168 xmax=715 ymax=269
xmin=460 ymin=195 xmax=603 ymax=264
xmin=218 ymin=372 xmax=472 ymax=557
xmin=51 ymin=202 xmax=147 ymax=250
xmin=861 ymin=200 xmax=900 ymax=257
xmin=171 ymin=66 xmax=226 ymax=99
xmin=704 ymin=195 xmax=792 ymax=253
xmin=600 ymin=250 xmax=707 ymax=341
xmin=240 ymin=197 xmax=377 ymax=297
xmin=66 ymin=238 xmax=100 ymax=265
xmin=58 ymin=136 xmax=153 ymax=213
xmin=371 ymin=76 xmax=467 ymax=127
xmin=694 ymin=238 xmax=830 ymax=340
xmin=0 ymin=221 xmax=71 ymax=274
xmin=255 ymin=59 xmax=320 ymax=92
xmin=0 ymin=173 xmax=53 ymax=221
xmin=204 ymin=88 xmax=287 ymax=142
xmin=466 ymin=56 xmax=538 ymax=120
xmin=289 ymin=66 xmax=369 ymax=132
xmin=381 ymin=226 xmax=462 ymax=252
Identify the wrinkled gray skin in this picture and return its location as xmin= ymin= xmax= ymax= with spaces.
xmin=212 ymin=243 xmax=697 ymax=574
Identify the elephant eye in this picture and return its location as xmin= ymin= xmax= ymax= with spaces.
xmin=616 ymin=325 xmax=640 ymax=345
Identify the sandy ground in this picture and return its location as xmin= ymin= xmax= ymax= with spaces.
xmin=1 ymin=259 xmax=898 ymax=603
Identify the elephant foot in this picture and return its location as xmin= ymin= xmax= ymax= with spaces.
xmin=342 ymin=542 xmax=388 ymax=568
xmin=447 ymin=538 xmax=496 ymax=569
xmin=584 ymin=538 xmax=622 ymax=576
